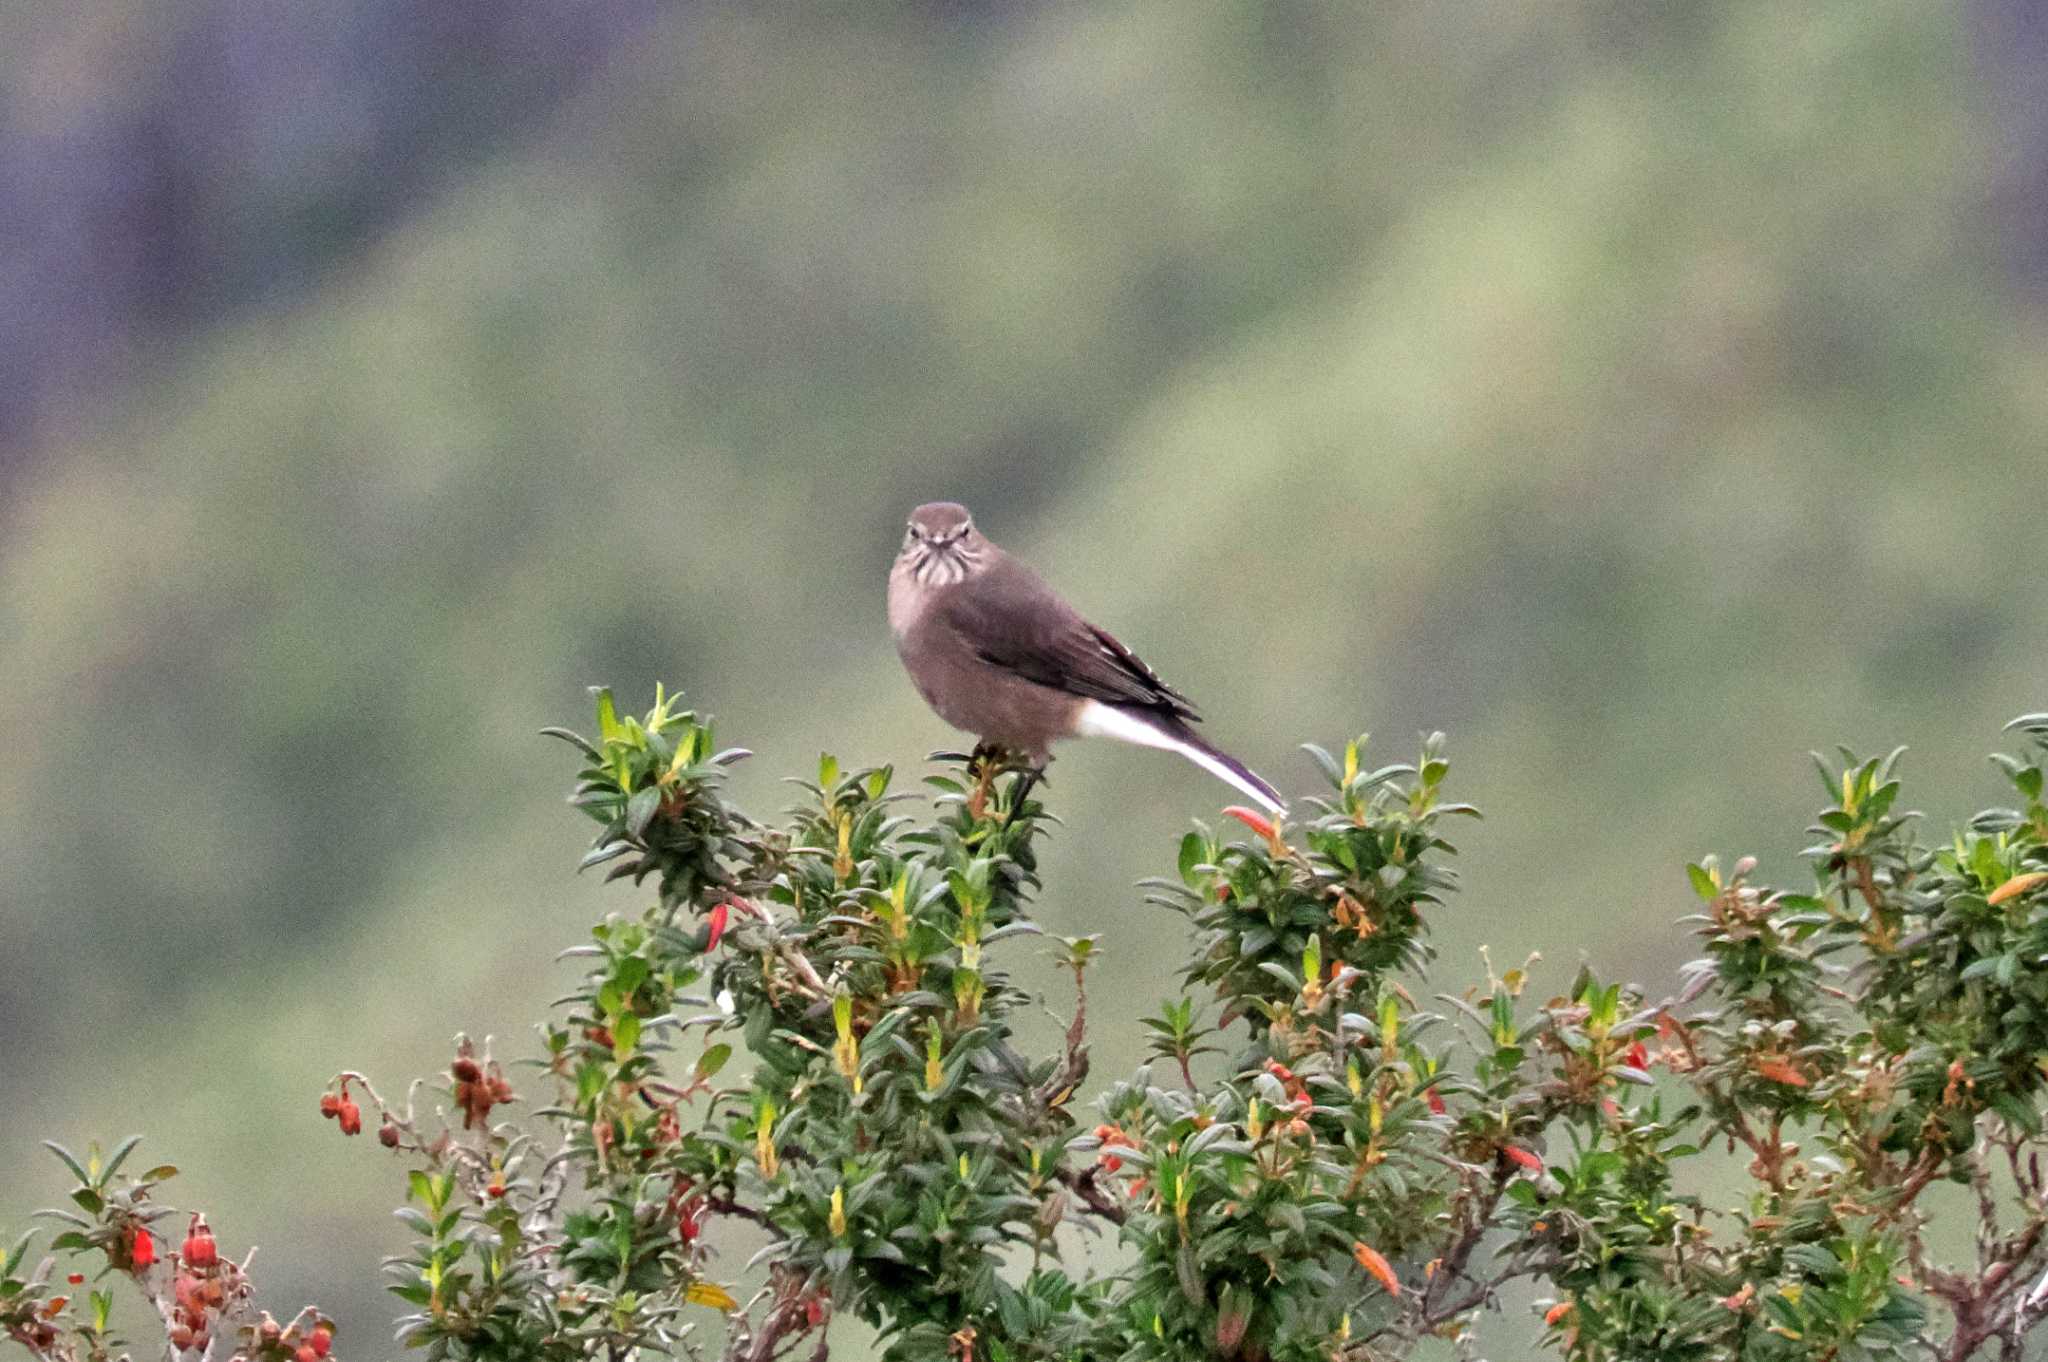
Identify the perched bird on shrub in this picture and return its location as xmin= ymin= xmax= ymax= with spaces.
xmin=887 ymin=500 xmax=1282 ymax=812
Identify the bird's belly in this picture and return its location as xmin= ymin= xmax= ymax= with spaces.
xmin=908 ymin=650 xmax=1076 ymax=758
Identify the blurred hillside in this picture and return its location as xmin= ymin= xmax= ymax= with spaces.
xmin=3 ymin=2 xmax=2046 ymax=1354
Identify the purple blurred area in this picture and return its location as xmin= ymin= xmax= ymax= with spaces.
xmin=1976 ymin=0 xmax=2048 ymax=301
xmin=0 ymin=0 xmax=664 ymax=473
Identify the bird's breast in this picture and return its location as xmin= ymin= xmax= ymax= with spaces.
xmin=887 ymin=561 xmax=933 ymax=640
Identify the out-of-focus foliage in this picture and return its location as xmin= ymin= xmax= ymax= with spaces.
xmin=4 ymin=2 xmax=2047 ymax=1349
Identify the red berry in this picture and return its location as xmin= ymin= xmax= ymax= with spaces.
xmin=66 ymin=1273 xmax=82 ymax=1286
xmin=131 ymin=1227 xmax=157 ymax=1269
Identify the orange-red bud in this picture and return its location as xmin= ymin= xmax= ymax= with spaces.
xmin=337 ymin=1099 xmax=362 ymax=1136
xmin=1222 ymin=806 xmax=1277 ymax=841
xmin=1502 ymin=1145 xmax=1544 ymax=1172
xmin=182 ymin=1216 xmax=218 ymax=1269
xmin=131 ymin=1226 xmax=156 ymax=1269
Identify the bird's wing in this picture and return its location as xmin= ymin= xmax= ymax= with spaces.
xmin=935 ymin=556 xmax=1201 ymax=721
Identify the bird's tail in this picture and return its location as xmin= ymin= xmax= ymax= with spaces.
xmin=1074 ymin=701 xmax=1285 ymax=813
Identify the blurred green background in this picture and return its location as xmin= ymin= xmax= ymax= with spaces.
xmin=4 ymin=0 xmax=2047 ymax=1353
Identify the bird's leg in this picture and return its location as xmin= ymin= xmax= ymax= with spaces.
xmin=1003 ymin=757 xmax=1049 ymax=829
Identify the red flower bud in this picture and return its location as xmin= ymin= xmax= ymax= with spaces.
xmin=378 ymin=1120 xmax=401 ymax=1149
xmin=451 ymin=1056 xmax=482 ymax=1083
xmin=66 ymin=1273 xmax=82 ymax=1286
xmin=1221 ymin=806 xmax=1277 ymax=841
xmin=1501 ymin=1144 xmax=1544 ymax=1172
xmin=318 ymin=1093 xmax=341 ymax=1120
xmin=309 ymin=1324 xmax=333 ymax=1357
xmin=1624 ymin=1041 xmax=1650 ymax=1070
xmin=337 ymin=1099 xmax=362 ymax=1136
xmin=1426 ymin=1088 xmax=1447 ymax=1116
xmin=296 ymin=1345 xmax=319 ymax=1362
xmin=170 ymin=1324 xmax=196 ymax=1351
xmin=182 ymin=1216 xmax=218 ymax=1269
xmin=705 ymin=901 xmax=730 ymax=953
xmin=131 ymin=1226 xmax=157 ymax=1269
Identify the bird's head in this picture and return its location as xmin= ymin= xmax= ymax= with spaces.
xmin=899 ymin=502 xmax=986 ymax=586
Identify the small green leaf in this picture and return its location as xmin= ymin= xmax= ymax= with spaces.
xmin=695 ymin=1044 xmax=733 ymax=1082
xmin=625 ymin=786 xmax=661 ymax=838
xmin=42 ymin=1143 xmax=90 ymax=1187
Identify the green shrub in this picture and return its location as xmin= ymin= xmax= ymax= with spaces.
xmin=11 ymin=691 xmax=2048 ymax=1361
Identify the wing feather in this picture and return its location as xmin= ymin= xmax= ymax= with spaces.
xmin=933 ymin=556 xmax=1200 ymax=721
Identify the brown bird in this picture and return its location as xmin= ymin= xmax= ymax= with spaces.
xmin=887 ymin=501 xmax=1283 ymax=812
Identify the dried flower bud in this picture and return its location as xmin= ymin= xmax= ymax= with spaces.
xmin=377 ymin=1119 xmax=401 ymax=1148
xmin=451 ymin=1056 xmax=482 ymax=1084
